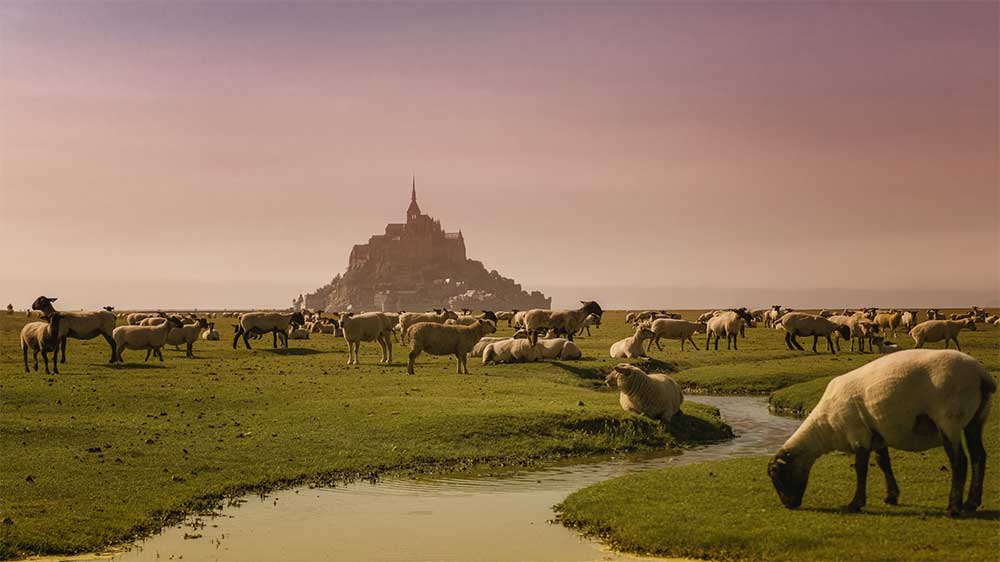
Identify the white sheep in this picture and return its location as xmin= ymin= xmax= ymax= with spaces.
xmin=778 ymin=312 xmax=851 ymax=354
xmin=232 ymin=311 xmax=306 ymax=350
xmin=112 ymin=316 xmax=185 ymax=363
xmin=646 ymin=319 xmax=706 ymax=352
xmin=874 ymin=310 xmax=902 ymax=337
xmin=605 ymin=363 xmax=683 ymax=422
xmin=495 ymin=310 xmax=516 ymax=327
xmin=706 ymin=309 xmax=754 ymax=351
xmin=828 ymin=315 xmax=880 ymax=353
xmin=407 ymin=319 xmax=497 ymax=374
xmin=610 ymin=324 xmax=657 ymax=359
xmin=900 ymin=310 xmax=920 ymax=331
xmin=768 ymin=349 xmax=994 ymax=516
xmin=909 ymin=319 xmax=977 ymax=351
xmin=341 ymin=312 xmax=394 ymax=365
xmin=20 ymin=313 xmax=63 ymax=374
xmin=482 ymin=338 xmax=543 ymax=364
xmin=165 ymin=318 xmax=209 ymax=358
xmin=287 ymin=326 xmax=311 ymax=340
xmin=524 ymin=301 xmax=603 ymax=344
xmin=398 ymin=309 xmax=459 ymax=343
xmin=533 ymin=337 xmax=583 ymax=360
xmin=31 ymin=296 xmax=117 ymax=365
xmin=201 ymin=322 xmax=220 ymax=341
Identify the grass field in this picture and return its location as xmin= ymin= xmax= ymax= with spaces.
xmin=2 ymin=308 xmax=997 ymax=560
xmin=557 ymin=316 xmax=1000 ymax=562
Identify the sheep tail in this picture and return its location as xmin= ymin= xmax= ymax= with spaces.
xmin=975 ymin=371 xmax=996 ymax=423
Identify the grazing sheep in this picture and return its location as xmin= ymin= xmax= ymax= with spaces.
xmin=524 ymin=301 xmax=603 ymax=345
xmin=112 ymin=316 xmax=185 ymax=363
xmin=828 ymin=315 xmax=880 ymax=353
xmin=31 ymin=296 xmax=117 ymax=364
xmin=201 ymin=322 xmax=220 ymax=341
xmin=647 ymin=319 xmax=706 ymax=352
xmin=768 ymin=349 xmax=994 ymax=516
xmin=232 ymin=311 xmax=306 ymax=350
xmin=398 ymin=309 xmax=459 ymax=344
xmin=874 ymin=310 xmax=902 ymax=337
xmin=610 ymin=324 xmax=657 ymax=359
xmin=407 ymin=319 xmax=497 ymax=374
xmin=577 ymin=313 xmax=601 ymax=336
xmin=341 ymin=312 xmax=395 ymax=365
xmin=482 ymin=338 xmax=542 ymax=364
xmin=909 ymin=319 xmax=977 ymax=351
xmin=706 ymin=309 xmax=754 ymax=351
xmin=495 ymin=310 xmax=516 ymax=327
xmin=20 ymin=313 xmax=63 ymax=374
xmin=139 ymin=314 xmax=169 ymax=326
xmin=605 ymin=363 xmax=683 ymax=422
xmin=164 ymin=318 xmax=209 ymax=358
xmin=778 ymin=312 xmax=852 ymax=354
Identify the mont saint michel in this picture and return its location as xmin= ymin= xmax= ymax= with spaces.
xmin=295 ymin=180 xmax=551 ymax=312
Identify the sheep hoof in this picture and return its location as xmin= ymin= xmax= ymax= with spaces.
xmin=846 ymin=503 xmax=863 ymax=513
xmin=947 ymin=507 xmax=962 ymax=518
xmin=884 ymin=495 xmax=899 ymax=506
xmin=962 ymin=501 xmax=980 ymax=513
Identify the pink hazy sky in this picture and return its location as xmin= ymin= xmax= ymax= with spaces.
xmin=1 ymin=1 xmax=997 ymax=310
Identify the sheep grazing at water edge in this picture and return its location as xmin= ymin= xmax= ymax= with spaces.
xmin=605 ymin=363 xmax=684 ymax=422
xmin=777 ymin=312 xmax=851 ymax=354
xmin=20 ymin=313 xmax=63 ymax=374
xmin=610 ymin=324 xmax=657 ymax=359
xmin=407 ymin=319 xmax=496 ymax=375
xmin=232 ymin=311 xmax=306 ymax=350
xmin=768 ymin=349 xmax=994 ymax=517
xmin=31 ymin=296 xmax=117 ymax=364
xmin=112 ymin=316 xmax=185 ymax=363
xmin=909 ymin=319 xmax=977 ymax=351
xmin=523 ymin=301 xmax=603 ymax=345
xmin=341 ymin=312 xmax=395 ymax=365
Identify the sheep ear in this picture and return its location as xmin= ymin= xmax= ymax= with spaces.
xmin=49 ymin=297 xmax=58 ymax=302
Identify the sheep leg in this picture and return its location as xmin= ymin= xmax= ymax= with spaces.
xmin=848 ymin=447 xmax=870 ymax=512
xmin=60 ymin=336 xmax=68 ymax=363
xmin=407 ymin=349 xmax=420 ymax=375
xmin=144 ymin=349 xmax=152 ymax=362
xmin=687 ymin=336 xmax=699 ymax=351
xmin=784 ymin=332 xmax=795 ymax=351
xmin=826 ymin=335 xmax=835 ymax=354
xmin=790 ymin=334 xmax=804 ymax=351
xmin=23 ymin=345 xmax=30 ymax=373
xmin=811 ymin=335 xmax=818 ymax=353
xmin=455 ymin=352 xmax=464 ymax=374
xmin=157 ymin=347 xmax=164 ymax=362
xmin=940 ymin=432 xmax=968 ymax=517
xmin=186 ymin=342 xmax=194 ymax=358
xmin=42 ymin=348 xmax=51 ymax=375
xmin=731 ymin=334 xmax=737 ymax=350
xmin=874 ymin=446 xmax=900 ymax=505
xmin=706 ymin=332 xmax=712 ymax=350
xmin=953 ymin=337 xmax=961 ymax=352
xmin=962 ymin=418 xmax=986 ymax=512
xmin=32 ymin=350 xmax=39 ymax=371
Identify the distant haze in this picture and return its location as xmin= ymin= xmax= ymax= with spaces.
xmin=1 ymin=2 xmax=997 ymax=311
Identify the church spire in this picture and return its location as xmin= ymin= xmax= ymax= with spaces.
xmin=411 ymin=175 xmax=416 ymax=202
xmin=407 ymin=175 xmax=421 ymax=222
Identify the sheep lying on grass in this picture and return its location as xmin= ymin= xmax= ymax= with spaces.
xmin=778 ymin=312 xmax=851 ymax=354
xmin=233 ymin=311 xmax=306 ymax=350
xmin=20 ymin=313 xmax=63 ymax=374
xmin=647 ymin=319 xmax=706 ymax=351
xmin=341 ymin=312 xmax=394 ymax=365
xmin=471 ymin=336 xmax=512 ymax=357
xmin=201 ymin=322 xmax=220 ymax=341
xmin=482 ymin=338 xmax=542 ymax=364
xmin=610 ymin=324 xmax=657 ymax=359
xmin=534 ymin=337 xmax=582 ymax=360
xmin=768 ymin=349 xmax=994 ymax=517
xmin=112 ymin=316 xmax=185 ymax=363
xmin=524 ymin=301 xmax=603 ymax=345
xmin=605 ymin=363 xmax=683 ymax=422
xmin=909 ymin=319 xmax=977 ymax=351
xmin=31 ymin=296 xmax=117 ymax=364
xmin=407 ymin=319 xmax=496 ymax=375
xmin=287 ymin=325 xmax=310 ymax=340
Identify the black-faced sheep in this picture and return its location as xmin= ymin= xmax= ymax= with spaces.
xmin=341 ymin=312 xmax=395 ymax=365
xmin=777 ymin=312 xmax=851 ymax=354
xmin=112 ymin=316 xmax=185 ymax=363
xmin=232 ymin=311 xmax=306 ymax=350
xmin=31 ymin=296 xmax=117 ymax=364
xmin=21 ymin=313 xmax=63 ymax=374
xmin=523 ymin=301 xmax=603 ymax=345
xmin=706 ymin=309 xmax=754 ymax=351
xmin=768 ymin=349 xmax=994 ymax=516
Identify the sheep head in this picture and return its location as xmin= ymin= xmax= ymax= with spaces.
xmin=31 ymin=296 xmax=57 ymax=313
xmin=767 ymin=449 xmax=812 ymax=509
xmin=291 ymin=311 xmax=306 ymax=325
xmin=580 ymin=300 xmax=604 ymax=319
xmin=965 ymin=319 xmax=977 ymax=331
xmin=606 ymin=363 xmax=643 ymax=387
xmin=166 ymin=316 xmax=185 ymax=329
xmin=836 ymin=325 xmax=852 ymax=341
xmin=481 ymin=310 xmax=498 ymax=322
xmin=475 ymin=320 xmax=497 ymax=336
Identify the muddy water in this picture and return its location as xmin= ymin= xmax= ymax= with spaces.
xmin=88 ymin=396 xmax=800 ymax=562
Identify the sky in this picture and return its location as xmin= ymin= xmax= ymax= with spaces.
xmin=1 ymin=1 xmax=997 ymax=310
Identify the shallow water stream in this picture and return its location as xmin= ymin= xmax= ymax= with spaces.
xmin=84 ymin=396 xmax=801 ymax=562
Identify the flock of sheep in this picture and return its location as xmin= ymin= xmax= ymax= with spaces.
xmin=13 ymin=296 xmax=997 ymax=517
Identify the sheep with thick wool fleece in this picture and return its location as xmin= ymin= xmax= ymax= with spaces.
xmin=407 ymin=319 xmax=496 ymax=375
xmin=31 ymin=296 xmax=117 ymax=365
xmin=165 ymin=318 xmax=209 ymax=358
xmin=909 ymin=319 xmax=976 ymax=351
xmin=21 ymin=313 xmax=63 ymax=374
xmin=113 ymin=316 xmax=185 ymax=363
xmin=482 ymin=338 xmax=542 ymax=364
xmin=647 ymin=319 xmax=706 ymax=352
xmin=398 ymin=310 xmax=458 ymax=343
xmin=341 ymin=312 xmax=394 ymax=365
xmin=778 ymin=312 xmax=851 ymax=354
xmin=768 ymin=349 xmax=994 ymax=517
xmin=524 ymin=301 xmax=603 ymax=345
xmin=605 ymin=363 xmax=683 ymax=422
xmin=610 ymin=324 xmax=656 ymax=359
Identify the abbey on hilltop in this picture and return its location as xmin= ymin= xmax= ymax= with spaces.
xmin=295 ymin=179 xmax=550 ymax=312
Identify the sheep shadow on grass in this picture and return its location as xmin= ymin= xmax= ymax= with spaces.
xmin=548 ymin=360 xmax=609 ymax=384
xmin=805 ymin=506 xmax=999 ymax=520
xmin=666 ymin=409 xmax=735 ymax=442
